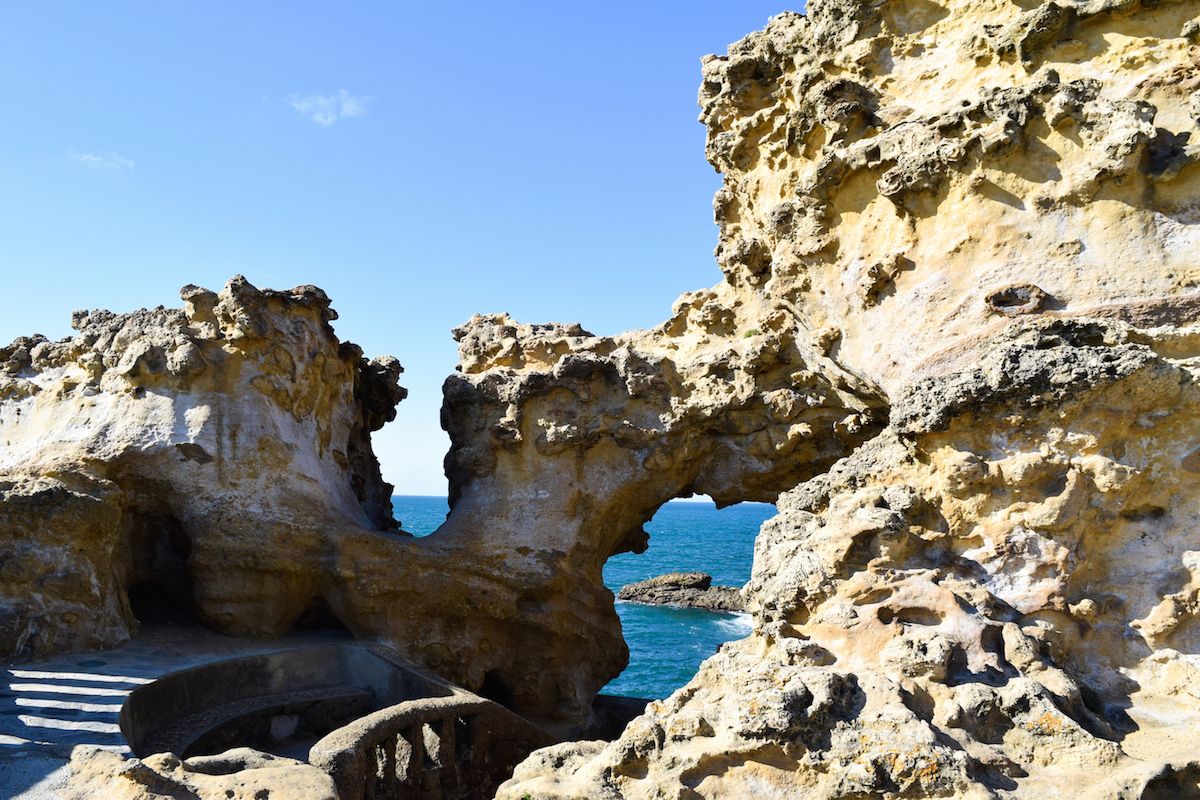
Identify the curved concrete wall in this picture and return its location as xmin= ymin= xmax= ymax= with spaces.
xmin=119 ymin=642 xmax=450 ymax=757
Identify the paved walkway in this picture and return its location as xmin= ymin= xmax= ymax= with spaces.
xmin=0 ymin=626 xmax=347 ymax=800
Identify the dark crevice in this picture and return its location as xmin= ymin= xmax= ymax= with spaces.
xmin=128 ymin=579 xmax=200 ymax=627
xmin=479 ymin=669 xmax=515 ymax=708
xmin=289 ymin=596 xmax=354 ymax=636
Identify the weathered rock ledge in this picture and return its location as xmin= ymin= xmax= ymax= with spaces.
xmin=617 ymin=572 xmax=745 ymax=612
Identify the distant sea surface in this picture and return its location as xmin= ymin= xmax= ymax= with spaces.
xmin=392 ymin=495 xmax=773 ymax=700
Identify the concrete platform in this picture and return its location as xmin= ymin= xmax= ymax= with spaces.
xmin=0 ymin=625 xmax=351 ymax=800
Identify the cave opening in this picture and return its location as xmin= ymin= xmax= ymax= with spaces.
xmin=479 ymin=669 xmax=515 ymax=707
xmin=128 ymin=579 xmax=201 ymax=626
xmin=288 ymin=596 xmax=355 ymax=637
xmin=602 ymin=497 xmax=775 ymax=701
xmin=121 ymin=507 xmax=202 ymax=629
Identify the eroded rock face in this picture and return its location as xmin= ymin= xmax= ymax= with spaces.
xmin=437 ymin=311 xmax=882 ymax=720
xmin=7 ymin=276 xmax=852 ymax=732
xmin=497 ymin=0 xmax=1200 ymax=796
xmin=0 ymin=277 xmax=406 ymax=659
xmin=0 ymin=278 xmax=651 ymax=732
xmin=7 ymin=0 xmax=1200 ymax=793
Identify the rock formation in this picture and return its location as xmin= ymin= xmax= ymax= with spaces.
xmin=63 ymin=747 xmax=337 ymax=800
xmin=5 ymin=274 xmax=843 ymax=733
xmin=494 ymin=0 xmax=1200 ymax=796
xmin=5 ymin=0 xmax=1200 ymax=795
xmin=617 ymin=572 xmax=744 ymax=612
xmin=0 ymin=278 xmax=648 ymax=731
xmin=0 ymin=277 xmax=406 ymax=660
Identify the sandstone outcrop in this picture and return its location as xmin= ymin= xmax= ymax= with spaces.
xmin=63 ymin=746 xmax=337 ymax=800
xmin=437 ymin=308 xmax=882 ymax=721
xmin=0 ymin=277 xmax=651 ymax=731
xmin=617 ymin=572 xmax=744 ymax=612
xmin=0 ymin=277 xmax=406 ymax=660
xmin=6 ymin=0 xmax=1200 ymax=794
xmin=6 ymin=274 xmax=836 ymax=734
xmin=494 ymin=0 xmax=1200 ymax=796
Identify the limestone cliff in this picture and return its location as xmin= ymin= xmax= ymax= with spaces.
xmin=0 ymin=277 xmax=405 ymax=660
xmin=486 ymin=0 xmax=1200 ymax=796
xmin=0 ymin=277 xmax=656 ymax=733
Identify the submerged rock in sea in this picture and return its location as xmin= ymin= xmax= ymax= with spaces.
xmin=617 ymin=572 xmax=744 ymax=612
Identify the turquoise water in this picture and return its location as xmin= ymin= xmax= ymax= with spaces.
xmin=391 ymin=496 xmax=773 ymax=699
xmin=393 ymin=495 xmax=453 ymax=537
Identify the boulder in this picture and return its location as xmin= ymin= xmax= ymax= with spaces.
xmin=617 ymin=572 xmax=744 ymax=612
xmin=63 ymin=746 xmax=337 ymax=800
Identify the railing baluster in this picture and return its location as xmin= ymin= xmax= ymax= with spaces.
xmin=309 ymin=694 xmax=549 ymax=800
xmin=435 ymin=716 xmax=457 ymax=795
xmin=394 ymin=730 xmax=410 ymax=784
xmin=371 ymin=736 xmax=394 ymax=800
xmin=404 ymin=723 xmax=426 ymax=788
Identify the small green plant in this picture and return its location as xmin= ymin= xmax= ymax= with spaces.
xmin=743 ymin=328 xmax=761 ymax=338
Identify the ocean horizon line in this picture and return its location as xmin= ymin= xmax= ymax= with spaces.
xmin=391 ymin=494 xmax=775 ymax=506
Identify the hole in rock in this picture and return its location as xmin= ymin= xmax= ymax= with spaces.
xmin=122 ymin=507 xmax=200 ymax=627
xmin=878 ymin=606 xmax=943 ymax=626
xmin=985 ymin=283 xmax=1048 ymax=315
xmin=479 ymin=670 xmax=515 ymax=707
xmin=1039 ymin=471 xmax=1069 ymax=498
xmin=601 ymin=498 xmax=776 ymax=703
xmin=853 ymin=587 xmax=895 ymax=606
xmin=288 ymin=596 xmax=354 ymax=637
xmin=128 ymin=580 xmax=200 ymax=626
xmin=1119 ymin=504 xmax=1167 ymax=521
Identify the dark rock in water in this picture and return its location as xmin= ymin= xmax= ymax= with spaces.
xmin=617 ymin=572 xmax=744 ymax=612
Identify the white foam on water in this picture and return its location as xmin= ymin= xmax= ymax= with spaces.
xmin=715 ymin=612 xmax=753 ymax=636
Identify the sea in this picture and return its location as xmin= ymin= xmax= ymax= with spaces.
xmin=393 ymin=495 xmax=774 ymax=700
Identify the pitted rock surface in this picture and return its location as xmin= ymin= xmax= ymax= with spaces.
xmin=4 ymin=0 xmax=1200 ymax=796
xmin=495 ymin=0 xmax=1200 ymax=797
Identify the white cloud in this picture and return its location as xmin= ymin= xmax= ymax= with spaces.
xmin=69 ymin=150 xmax=134 ymax=170
xmin=287 ymin=89 xmax=369 ymax=126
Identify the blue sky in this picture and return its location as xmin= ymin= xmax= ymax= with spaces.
xmin=0 ymin=2 xmax=794 ymax=495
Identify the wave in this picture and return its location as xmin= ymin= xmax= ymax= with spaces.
xmin=715 ymin=612 xmax=753 ymax=636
